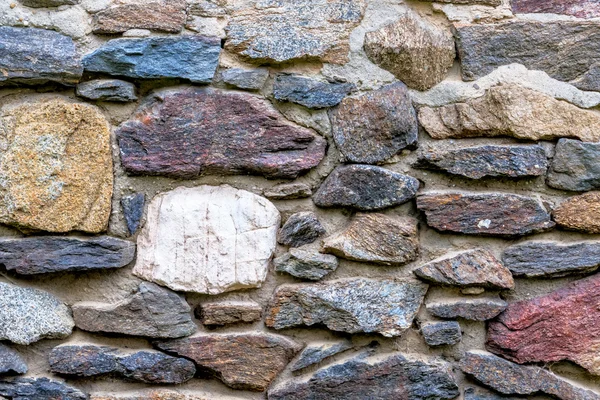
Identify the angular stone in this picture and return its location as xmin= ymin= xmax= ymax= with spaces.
xmin=196 ymin=301 xmax=262 ymax=326
xmin=264 ymin=183 xmax=312 ymax=200
xmin=133 ymin=185 xmax=280 ymax=294
xmin=83 ymin=36 xmax=220 ymax=83
xmin=415 ymin=145 xmax=547 ymax=180
xmin=121 ymin=193 xmax=145 ymax=235
xmin=0 ymin=378 xmax=87 ymax=400
xmin=278 ymin=212 xmax=326 ymax=247
xmin=502 ymin=241 xmax=600 ymax=278
xmin=553 ymin=192 xmax=600 ymax=233
xmin=548 ymin=139 xmax=600 ymax=192
xmin=92 ymin=0 xmax=186 ymax=34
xmin=313 ymin=165 xmax=419 ymax=211
xmin=487 ymin=274 xmax=600 ymax=375
xmin=224 ymin=0 xmax=365 ymax=64
xmin=0 ymin=98 xmax=113 ymax=233
xmin=20 ymin=0 xmax=79 ymax=6
xmin=116 ymin=87 xmax=326 ymax=179
xmin=460 ymin=351 xmax=600 ymax=399
xmin=265 ymin=278 xmax=428 ymax=337
xmin=90 ymin=391 xmax=247 ymax=400
xmin=512 ymin=0 xmax=600 ymax=19
xmin=0 ymin=345 xmax=27 ymax=375
xmin=364 ymin=11 xmax=455 ymax=91
xmin=419 ymin=84 xmax=600 ymax=142
xmin=274 ymin=249 xmax=338 ymax=281
xmin=417 ymin=192 xmax=555 ymax=237
xmin=269 ymin=354 xmax=459 ymax=400
xmin=330 ymin=82 xmax=418 ymax=164
xmin=49 ymin=345 xmax=118 ymax=377
xmin=464 ymin=386 xmax=523 ymax=400
xmin=222 ymin=68 xmax=269 ymax=90
xmin=290 ymin=341 xmax=353 ymax=372
xmin=155 ymin=333 xmax=302 ymax=391
xmin=0 ymin=27 xmax=82 ymax=86
xmin=414 ymin=249 xmax=514 ymax=289
xmin=273 ymin=75 xmax=354 ymax=109
xmin=77 ymin=79 xmax=137 ymax=102
xmin=322 ymin=213 xmax=419 ymax=265
xmin=0 ymin=282 xmax=74 ymax=345
xmin=421 ymin=321 xmax=462 ymax=346
xmin=427 ymin=298 xmax=507 ymax=321
xmin=421 ymin=0 xmax=501 ymax=4
xmin=73 ymin=282 xmax=196 ymax=339
xmin=0 ymin=236 xmax=135 ymax=275
xmin=118 ymin=351 xmax=196 ymax=384
xmin=571 ymin=64 xmax=600 ymax=92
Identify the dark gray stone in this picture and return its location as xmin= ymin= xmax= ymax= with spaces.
xmin=83 ymin=36 xmax=220 ymax=83
xmin=0 ymin=27 xmax=82 ymax=86
xmin=313 ymin=165 xmax=419 ymax=211
xmin=121 ymin=193 xmax=145 ymax=235
xmin=427 ymin=298 xmax=507 ymax=321
xmin=264 ymin=183 xmax=312 ymax=200
xmin=0 ymin=378 xmax=87 ymax=400
xmin=0 ymin=345 xmax=26 ymax=375
xmin=274 ymin=249 xmax=338 ymax=281
xmin=77 ymin=79 xmax=137 ymax=102
xmin=19 ymin=0 xmax=79 ymax=6
xmin=278 ymin=212 xmax=326 ymax=247
xmin=548 ymin=139 xmax=600 ymax=192
xmin=117 ymin=351 xmax=196 ymax=384
xmin=421 ymin=321 xmax=462 ymax=346
xmin=222 ymin=68 xmax=269 ymax=90
xmin=290 ymin=341 xmax=353 ymax=372
xmin=273 ymin=75 xmax=354 ymax=109
xmin=570 ymin=63 xmax=600 ymax=91
xmin=49 ymin=345 xmax=117 ymax=377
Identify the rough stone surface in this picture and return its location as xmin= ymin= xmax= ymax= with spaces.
xmin=364 ymin=11 xmax=455 ymax=91
xmin=83 ymin=36 xmax=220 ymax=83
xmin=419 ymin=84 xmax=600 ymax=142
xmin=427 ymin=298 xmax=507 ymax=321
xmin=417 ymin=192 xmax=555 ymax=237
xmin=121 ymin=193 xmax=145 ymax=235
xmin=414 ymin=249 xmax=514 ymax=289
xmin=264 ymin=183 xmax=312 ymax=200
xmin=422 ymin=321 xmax=462 ymax=346
xmin=132 ymin=185 xmax=280 ymax=294
xmin=322 ymin=213 xmax=419 ymax=265
xmin=0 ymin=345 xmax=27 ymax=375
xmin=269 ymin=353 xmax=459 ymax=400
xmin=90 ymin=391 xmax=247 ymax=400
xmin=222 ymin=68 xmax=269 ymax=90
xmin=92 ymin=0 xmax=187 ymax=33
xmin=20 ymin=0 xmax=79 ymax=6
xmin=512 ymin=0 xmax=600 ymax=19
xmin=330 ymin=82 xmax=418 ymax=164
xmin=0 ymin=98 xmax=113 ymax=233
xmin=274 ymin=249 xmax=338 ymax=281
xmin=0 ymin=27 xmax=82 ymax=86
xmin=553 ymin=192 xmax=600 ymax=233
xmin=116 ymin=87 xmax=326 ymax=179
xmin=290 ymin=341 xmax=353 ymax=372
xmin=72 ymin=282 xmax=196 ymax=339
xmin=77 ymin=80 xmax=137 ymax=102
xmin=49 ymin=345 xmax=118 ymax=378
xmin=278 ymin=212 xmax=326 ymax=247
xmin=265 ymin=278 xmax=428 ymax=337
xmin=0 ymin=282 xmax=74 ymax=345
xmin=155 ymin=333 xmax=302 ymax=391
xmin=548 ymin=139 xmax=600 ymax=192
xmin=0 ymin=378 xmax=87 ymax=400
xmin=415 ymin=145 xmax=547 ymax=180
xmin=0 ymin=236 xmax=135 ymax=275
xmin=464 ymin=386 xmax=522 ymax=400
xmin=571 ymin=64 xmax=600 ymax=92
xmin=196 ymin=301 xmax=262 ymax=326
xmin=313 ymin=165 xmax=419 ymax=211
xmin=273 ymin=75 xmax=354 ymax=109
xmin=118 ymin=351 xmax=196 ymax=384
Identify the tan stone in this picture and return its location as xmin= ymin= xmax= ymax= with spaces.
xmin=0 ymin=98 xmax=113 ymax=233
xmin=553 ymin=192 xmax=600 ymax=233
xmin=419 ymin=84 xmax=600 ymax=142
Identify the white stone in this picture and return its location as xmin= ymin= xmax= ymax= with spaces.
xmin=133 ymin=185 xmax=280 ymax=294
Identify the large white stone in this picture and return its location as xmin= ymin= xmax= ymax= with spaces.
xmin=133 ymin=185 xmax=280 ymax=294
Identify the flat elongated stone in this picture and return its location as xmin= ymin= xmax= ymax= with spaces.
xmin=415 ymin=145 xmax=547 ymax=179
xmin=512 ymin=0 xmax=600 ymax=19
xmin=0 ymin=345 xmax=27 ymax=375
xmin=269 ymin=354 xmax=459 ymax=400
xmin=313 ymin=165 xmax=419 ymax=211
xmin=133 ymin=185 xmax=280 ymax=294
xmin=0 ymin=236 xmax=135 ymax=275
xmin=0 ymin=27 xmax=82 ymax=86
xmin=414 ymin=249 xmax=514 ymax=289
xmin=417 ymin=192 xmax=554 ymax=237
xmin=77 ymin=80 xmax=137 ymax=102
xmin=323 ymin=213 xmax=419 ymax=265
xmin=274 ymin=249 xmax=338 ymax=281
xmin=196 ymin=301 xmax=262 ymax=326
xmin=117 ymin=87 xmax=326 ymax=179
xmin=264 ymin=183 xmax=312 ymax=200
xmin=273 ymin=75 xmax=354 ymax=109
xmin=155 ymin=333 xmax=302 ymax=391
xmin=121 ymin=193 xmax=145 ymax=235
xmin=548 ymin=139 xmax=600 ymax=192
xmin=553 ymin=192 xmax=600 ymax=233
xmin=330 ymin=82 xmax=418 ymax=164
xmin=118 ymin=351 xmax=196 ymax=384
xmin=290 ymin=341 xmax=353 ymax=372
xmin=222 ymin=68 xmax=269 ymax=90
xmin=427 ymin=298 xmax=507 ymax=321
xmin=464 ymin=386 xmax=524 ymax=400
xmin=83 ymin=36 xmax=220 ymax=83
xmin=422 ymin=321 xmax=462 ymax=346
xmin=0 ymin=378 xmax=87 ymax=400
xmin=49 ymin=346 xmax=118 ymax=377
xmin=72 ymin=282 xmax=196 ymax=339
xmin=20 ymin=0 xmax=79 ymax=6
xmin=0 ymin=98 xmax=113 ymax=233
xmin=91 ymin=390 xmax=247 ymax=400
xmin=265 ymin=278 xmax=428 ymax=337
xmin=278 ymin=212 xmax=326 ymax=247
xmin=92 ymin=0 xmax=186 ymax=33
xmin=419 ymin=84 xmax=600 ymax=142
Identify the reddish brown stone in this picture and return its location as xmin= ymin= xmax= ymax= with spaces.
xmin=553 ymin=192 xmax=600 ymax=233
xmin=92 ymin=0 xmax=187 ymax=33
xmin=512 ymin=0 xmax=600 ymax=19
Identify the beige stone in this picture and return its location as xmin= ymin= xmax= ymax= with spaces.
xmin=553 ymin=192 xmax=600 ymax=234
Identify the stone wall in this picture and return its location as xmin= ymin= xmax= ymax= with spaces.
xmin=0 ymin=0 xmax=600 ymax=399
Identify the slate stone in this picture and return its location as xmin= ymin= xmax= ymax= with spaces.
xmin=49 ymin=345 xmax=118 ymax=377
xmin=427 ymin=298 xmax=507 ymax=321
xmin=274 ymin=249 xmax=338 ymax=281
xmin=196 ymin=301 xmax=262 ymax=326
xmin=0 ymin=236 xmax=135 ymax=275
xmin=116 ymin=87 xmax=326 ymax=179
xmin=421 ymin=321 xmax=462 ymax=347
xmin=273 ymin=75 xmax=354 ymax=109
xmin=268 ymin=353 xmax=459 ymax=400
xmin=121 ymin=193 xmax=145 ymax=235
xmin=313 ymin=165 xmax=419 ymax=211
xmin=265 ymin=278 xmax=428 ymax=337
xmin=222 ymin=68 xmax=269 ymax=90
xmin=322 ymin=213 xmax=419 ymax=266
xmin=512 ymin=0 xmax=600 ymax=19
xmin=0 ymin=345 xmax=27 ymax=375
xmin=77 ymin=80 xmax=137 ymax=102
xmin=290 ymin=341 xmax=353 ymax=372
xmin=415 ymin=145 xmax=547 ymax=180
xmin=464 ymin=386 xmax=524 ymax=400
xmin=19 ymin=0 xmax=79 ymax=6
xmin=264 ymin=183 xmax=312 ymax=200
xmin=278 ymin=212 xmax=326 ymax=247
xmin=92 ymin=0 xmax=187 ymax=34
xmin=83 ymin=36 xmax=220 ymax=83
xmin=0 ymin=282 xmax=74 ymax=345
xmin=414 ymin=249 xmax=514 ymax=289
xmin=330 ymin=82 xmax=418 ymax=164
xmin=0 ymin=27 xmax=82 ymax=86
xmin=417 ymin=192 xmax=555 ymax=237
xmin=553 ymin=192 xmax=600 ymax=233
xmin=0 ymin=378 xmax=87 ymax=400
xmin=570 ymin=64 xmax=600 ymax=92
xmin=155 ymin=333 xmax=302 ymax=391
xmin=117 ymin=351 xmax=196 ymax=384
xmin=72 ymin=282 xmax=196 ymax=339
xmin=547 ymin=139 xmax=600 ymax=192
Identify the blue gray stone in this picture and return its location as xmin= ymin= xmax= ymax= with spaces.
xmin=421 ymin=321 xmax=462 ymax=346
xmin=278 ymin=212 xmax=326 ymax=247
xmin=273 ymin=75 xmax=354 ymax=108
xmin=427 ymin=298 xmax=507 ymax=321
xmin=222 ymin=68 xmax=269 ymax=90
xmin=0 ymin=344 xmax=27 ymax=375
xmin=121 ymin=193 xmax=145 ymax=235
xmin=77 ymin=79 xmax=137 ymax=102
xmin=547 ymin=139 xmax=600 ymax=192
xmin=274 ymin=249 xmax=338 ymax=281
xmin=0 ymin=378 xmax=87 ymax=400
xmin=290 ymin=341 xmax=353 ymax=372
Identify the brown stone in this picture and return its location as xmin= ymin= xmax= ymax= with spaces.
xmin=420 ymin=0 xmax=500 ymax=4
xmin=196 ymin=301 xmax=262 ymax=326
xmin=91 ymin=392 xmax=246 ymax=400
xmin=553 ymin=192 xmax=600 ymax=233
xmin=92 ymin=0 xmax=187 ymax=34
xmin=512 ymin=0 xmax=600 ymax=20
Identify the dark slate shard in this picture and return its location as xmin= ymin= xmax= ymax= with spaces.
xmin=278 ymin=212 xmax=326 ymax=247
xmin=264 ymin=183 xmax=312 ymax=200
xmin=313 ymin=165 xmax=419 ymax=211
xmin=0 ymin=377 xmax=87 ymax=400
xmin=0 ymin=27 xmax=82 ymax=86
xmin=19 ymin=0 xmax=79 ymax=6
xmin=547 ymin=139 xmax=600 ymax=192
xmin=222 ymin=68 xmax=269 ymax=90
xmin=427 ymin=298 xmax=507 ymax=321
xmin=121 ymin=193 xmax=145 ymax=235
xmin=49 ymin=345 xmax=118 ymax=377
xmin=511 ymin=0 xmax=600 ymax=19
xmin=415 ymin=145 xmax=547 ymax=180
xmin=330 ymin=82 xmax=418 ymax=164
xmin=83 ymin=36 xmax=220 ymax=83
xmin=0 ymin=345 xmax=27 ymax=375
xmin=273 ymin=75 xmax=354 ymax=109
xmin=117 ymin=351 xmax=196 ymax=384
xmin=77 ymin=79 xmax=137 ymax=102
xmin=116 ymin=87 xmax=327 ymax=179
xmin=0 ymin=236 xmax=135 ymax=275
xmin=421 ymin=321 xmax=462 ymax=347
xmin=274 ymin=249 xmax=338 ymax=281
xmin=268 ymin=353 xmax=459 ymax=400
xmin=290 ymin=341 xmax=353 ymax=372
